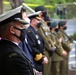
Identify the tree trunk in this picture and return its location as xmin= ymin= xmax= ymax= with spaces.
xmin=9 ymin=0 xmax=24 ymax=9
xmin=0 ymin=0 xmax=3 ymax=14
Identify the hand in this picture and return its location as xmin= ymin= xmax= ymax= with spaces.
xmin=36 ymin=72 xmax=42 ymax=75
xmin=62 ymin=50 xmax=67 ymax=57
xmin=51 ymin=46 xmax=56 ymax=52
xmin=42 ymin=56 xmax=48 ymax=64
xmin=59 ymin=38 xmax=62 ymax=43
xmin=33 ymin=69 xmax=39 ymax=75
xmin=36 ymin=70 xmax=39 ymax=75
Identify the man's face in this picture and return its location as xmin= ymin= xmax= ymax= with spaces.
xmin=32 ymin=18 xmax=40 ymax=26
xmin=22 ymin=12 xmax=27 ymax=20
xmin=13 ymin=22 xmax=26 ymax=37
xmin=41 ymin=10 xmax=47 ymax=17
xmin=60 ymin=25 xmax=66 ymax=30
xmin=10 ymin=22 xmax=26 ymax=42
xmin=22 ymin=12 xmax=30 ymax=29
xmin=55 ymin=25 xmax=58 ymax=29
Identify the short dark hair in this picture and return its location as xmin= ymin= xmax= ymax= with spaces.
xmin=0 ymin=23 xmax=12 ymax=36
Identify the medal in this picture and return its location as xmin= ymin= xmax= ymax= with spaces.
xmin=45 ymin=32 xmax=48 ymax=36
xmin=36 ymin=35 xmax=39 ymax=39
xmin=38 ymin=40 xmax=41 ymax=44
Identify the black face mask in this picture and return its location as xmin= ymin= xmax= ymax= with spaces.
xmin=63 ymin=26 xmax=67 ymax=30
xmin=55 ymin=28 xmax=59 ymax=32
xmin=42 ymin=11 xmax=47 ymax=17
xmin=47 ymin=22 xmax=51 ymax=26
xmin=37 ymin=22 xmax=42 ymax=28
xmin=13 ymin=26 xmax=26 ymax=42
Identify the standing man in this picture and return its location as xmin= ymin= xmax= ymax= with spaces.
xmin=44 ymin=15 xmax=52 ymax=27
xmin=35 ymin=6 xmax=55 ymax=75
xmin=58 ymin=21 xmax=72 ymax=75
xmin=20 ymin=7 xmax=30 ymax=29
xmin=56 ymin=2 xmax=64 ymax=19
xmin=49 ymin=21 xmax=67 ymax=75
xmin=19 ymin=7 xmax=35 ymax=68
xmin=26 ymin=13 xmax=48 ymax=72
xmin=0 ymin=6 xmax=35 ymax=75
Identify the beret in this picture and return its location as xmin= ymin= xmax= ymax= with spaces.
xmin=44 ymin=16 xmax=52 ymax=21
xmin=50 ymin=21 xmax=58 ymax=28
xmin=58 ymin=21 xmax=66 ymax=26
xmin=35 ymin=5 xmax=46 ymax=12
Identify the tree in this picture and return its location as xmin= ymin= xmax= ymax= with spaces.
xmin=0 ymin=0 xmax=3 ymax=14
xmin=9 ymin=0 xmax=24 ymax=9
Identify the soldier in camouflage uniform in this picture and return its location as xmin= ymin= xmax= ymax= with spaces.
xmin=58 ymin=21 xmax=72 ymax=75
xmin=49 ymin=21 xmax=67 ymax=75
xmin=35 ymin=6 xmax=56 ymax=75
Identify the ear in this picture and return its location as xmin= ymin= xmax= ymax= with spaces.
xmin=9 ymin=26 xmax=15 ymax=34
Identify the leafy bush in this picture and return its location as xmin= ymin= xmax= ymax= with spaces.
xmin=70 ymin=32 xmax=76 ymax=40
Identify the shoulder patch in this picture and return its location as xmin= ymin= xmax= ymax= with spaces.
xmin=27 ymin=30 xmax=31 ymax=32
xmin=9 ymin=53 xmax=17 ymax=58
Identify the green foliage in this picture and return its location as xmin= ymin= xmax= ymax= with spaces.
xmin=3 ymin=0 xmax=76 ymax=19
xmin=70 ymin=32 xmax=76 ymax=40
xmin=24 ymin=0 xmax=45 ymax=4
xmin=24 ymin=0 xmax=76 ymax=6
xmin=4 ymin=0 xmax=75 ymax=5
xmin=4 ymin=0 xmax=9 ymax=1
xmin=24 ymin=0 xmax=76 ymax=18
xmin=66 ymin=4 xmax=76 ymax=19
xmin=66 ymin=0 xmax=76 ymax=2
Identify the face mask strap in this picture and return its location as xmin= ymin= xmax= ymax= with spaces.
xmin=13 ymin=26 xmax=26 ymax=42
xmin=13 ymin=26 xmax=22 ymax=31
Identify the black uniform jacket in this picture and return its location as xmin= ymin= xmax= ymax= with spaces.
xmin=26 ymin=26 xmax=45 ymax=72
xmin=0 ymin=39 xmax=34 ymax=75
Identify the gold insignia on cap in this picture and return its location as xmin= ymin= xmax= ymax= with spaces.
xmin=34 ymin=53 xmax=43 ymax=61
xmin=36 ymin=16 xmax=41 ymax=20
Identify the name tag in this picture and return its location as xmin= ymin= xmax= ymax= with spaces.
xmin=45 ymin=32 xmax=48 ymax=36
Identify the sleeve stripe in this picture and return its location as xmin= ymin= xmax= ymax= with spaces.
xmin=34 ymin=53 xmax=43 ymax=61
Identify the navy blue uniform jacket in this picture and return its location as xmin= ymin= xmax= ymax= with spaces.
xmin=26 ymin=26 xmax=45 ymax=72
xmin=0 ymin=39 xmax=34 ymax=75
